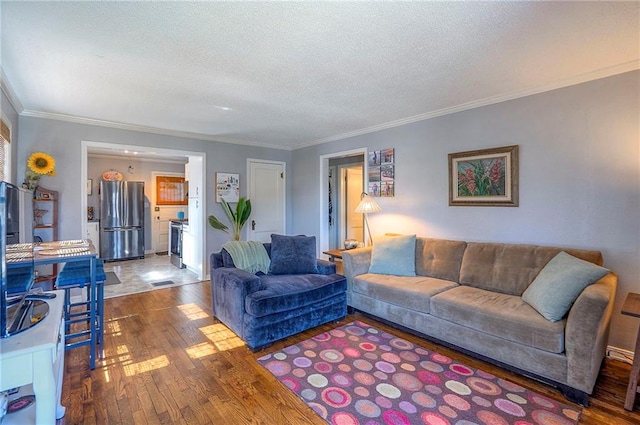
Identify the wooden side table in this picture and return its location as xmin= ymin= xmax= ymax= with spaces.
xmin=622 ymin=292 xmax=640 ymax=411
xmin=323 ymin=249 xmax=345 ymax=262
xmin=322 ymin=249 xmax=347 ymax=274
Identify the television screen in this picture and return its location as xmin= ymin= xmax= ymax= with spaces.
xmin=1 ymin=181 xmax=37 ymax=338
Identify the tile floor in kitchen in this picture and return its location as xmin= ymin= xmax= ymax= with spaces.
xmin=102 ymin=253 xmax=202 ymax=298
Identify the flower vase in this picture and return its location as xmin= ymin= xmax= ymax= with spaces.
xmin=24 ymin=172 xmax=41 ymax=190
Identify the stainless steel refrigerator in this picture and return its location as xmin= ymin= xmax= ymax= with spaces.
xmin=100 ymin=181 xmax=145 ymax=261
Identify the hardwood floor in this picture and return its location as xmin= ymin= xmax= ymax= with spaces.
xmin=60 ymin=281 xmax=640 ymax=424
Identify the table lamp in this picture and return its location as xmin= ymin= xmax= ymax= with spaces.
xmin=354 ymin=192 xmax=382 ymax=245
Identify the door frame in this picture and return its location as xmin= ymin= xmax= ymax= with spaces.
xmin=319 ymin=148 xmax=368 ymax=253
xmin=80 ymin=141 xmax=206 ymax=280
xmin=247 ymin=158 xmax=286 ymax=241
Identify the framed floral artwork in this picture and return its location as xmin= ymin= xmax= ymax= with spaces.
xmin=448 ymin=145 xmax=519 ymax=206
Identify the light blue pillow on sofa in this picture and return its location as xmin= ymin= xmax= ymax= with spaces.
xmin=368 ymin=234 xmax=416 ymax=276
xmin=522 ymin=251 xmax=609 ymax=322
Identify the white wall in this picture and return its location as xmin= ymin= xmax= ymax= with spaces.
xmin=291 ymin=70 xmax=640 ymax=352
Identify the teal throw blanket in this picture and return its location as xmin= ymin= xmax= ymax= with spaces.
xmin=222 ymin=241 xmax=271 ymax=274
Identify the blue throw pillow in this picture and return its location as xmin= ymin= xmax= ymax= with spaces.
xmin=522 ymin=251 xmax=609 ymax=322
xmin=368 ymin=234 xmax=417 ymax=276
xmin=268 ymin=234 xmax=319 ymax=275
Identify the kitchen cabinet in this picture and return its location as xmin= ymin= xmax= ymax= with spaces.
xmin=86 ymin=221 xmax=100 ymax=256
xmin=184 ymin=157 xmax=203 ymax=277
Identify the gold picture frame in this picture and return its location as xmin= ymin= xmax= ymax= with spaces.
xmin=449 ymin=145 xmax=519 ymax=207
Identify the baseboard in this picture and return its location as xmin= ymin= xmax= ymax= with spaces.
xmin=606 ymin=345 xmax=634 ymax=365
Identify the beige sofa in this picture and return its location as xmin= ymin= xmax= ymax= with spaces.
xmin=342 ymin=237 xmax=617 ymax=406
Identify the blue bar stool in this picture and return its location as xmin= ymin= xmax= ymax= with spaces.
xmin=56 ymin=259 xmax=106 ymax=364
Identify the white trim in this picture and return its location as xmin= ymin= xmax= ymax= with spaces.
xmin=22 ymin=109 xmax=290 ymax=151
xmin=88 ymin=152 xmax=186 ymax=165
xmin=319 ymin=148 xmax=368 ymax=253
xmin=297 ymin=60 xmax=640 ymax=149
xmin=0 ymin=68 xmax=24 ymax=114
xmin=606 ymin=344 xmax=634 ymax=365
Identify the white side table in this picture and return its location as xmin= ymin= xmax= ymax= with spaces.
xmin=0 ymin=291 xmax=66 ymax=423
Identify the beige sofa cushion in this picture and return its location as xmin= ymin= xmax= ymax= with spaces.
xmin=415 ymin=238 xmax=467 ymax=282
xmin=430 ymin=286 xmax=566 ymax=353
xmin=459 ymin=242 xmax=603 ymax=296
xmin=351 ymin=274 xmax=458 ymax=314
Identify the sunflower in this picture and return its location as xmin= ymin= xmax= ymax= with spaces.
xmin=27 ymin=152 xmax=56 ymax=175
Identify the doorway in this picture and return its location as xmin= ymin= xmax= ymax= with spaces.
xmin=80 ymin=141 xmax=206 ymax=281
xmin=320 ymin=148 xmax=368 ymax=253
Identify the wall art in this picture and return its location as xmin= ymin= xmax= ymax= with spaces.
xmin=215 ymin=172 xmax=240 ymax=203
xmin=367 ymin=148 xmax=395 ymax=197
xmin=449 ymin=145 xmax=519 ymax=206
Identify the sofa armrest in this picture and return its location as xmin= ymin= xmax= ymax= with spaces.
xmin=565 ymin=272 xmax=617 ymax=394
xmin=210 ymin=252 xmax=224 ymax=270
xmin=317 ymin=259 xmax=337 ymax=275
xmin=342 ymin=247 xmax=372 ymax=281
xmin=210 ymin=268 xmax=264 ymax=338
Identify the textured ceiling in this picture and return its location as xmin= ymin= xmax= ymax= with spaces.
xmin=1 ymin=2 xmax=638 ymax=150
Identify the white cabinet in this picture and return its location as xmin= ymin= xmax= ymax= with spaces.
xmin=184 ymin=157 xmax=203 ymax=277
xmin=1 ymin=291 xmax=66 ymax=424
xmin=87 ymin=221 xmax=100 ymax=255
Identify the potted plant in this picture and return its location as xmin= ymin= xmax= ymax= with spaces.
xmin=208 ymin=197 xmax=252 ymax=241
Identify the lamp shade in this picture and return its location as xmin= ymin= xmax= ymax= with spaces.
xmin=355 ymin=193 xmax=382 ymax=214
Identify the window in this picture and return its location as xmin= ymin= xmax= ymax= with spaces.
xmin=0 ymin=118 xmax=10 ymax=182
xmin=156 ymin=175 xmax=187 ymax=205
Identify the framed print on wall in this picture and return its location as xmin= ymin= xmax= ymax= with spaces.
xmin=449 ymin=145 xmax=519 ymax=207
xmin=215 ymin=172 xmax=240 ymax=203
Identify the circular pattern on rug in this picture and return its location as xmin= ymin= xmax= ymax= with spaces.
xmin=376 ymin=383 xmax=401 ymax=399
xmin=494 ymin=398 xmax=526 ymax=417
xmin=331 ymin=372 xmax=353 ymax=387
xmin=353 ymin=359 xmax=374 ymax=371
xmin=392 ymin=372 xmax=423 ymax=392
xmin=345 ymin=325 xmax=367 ymax=336
xmin=331 ymin=411 xmax=359 ymax=424
xmin=421 ymin=411 xmax=452 ymax=425
xmin=320 ymin=349 xmax=345 ymax=363
xmin=315 ymin=361 xmax=333 ymax=374
xmin=344 ymin=347 xmax=361 ymax=358
xmin=389 ymin=338 xmax=414 ymax=350
xmin=308 ymin=373 xmax=329 ymax=388
xmin=322 ymin=387 xmax=352 ymax=408
xmin=355 ymin=399 xmax=381 ymax=418
xmin=467 ymin=377 xmax=503 ymax=396
xmin=354 ymin=371 xmax=376 ymax=386
xmin=375 ymin=361 xmax=396 ymax=374
xmin=264 ymin=360 xmax=291 ymax=376
xmin=257 ymin=322 xmax=582 ymax=425
xmin=293 ymin=356 xmax=313 ymax=368
xmin=531 ymin=409 xmax=577 ymax=425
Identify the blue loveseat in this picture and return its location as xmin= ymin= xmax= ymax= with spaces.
xmin=210 ymin=237 xmax=347 ymax=350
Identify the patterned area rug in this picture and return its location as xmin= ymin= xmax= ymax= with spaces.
xmin=258 ymin=321 xmax=581 ymax=425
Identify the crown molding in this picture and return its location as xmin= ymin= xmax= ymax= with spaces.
xmin=19 ymin=109 xmax=292 ymax=151
xmin=0 ymin=69 xmax=24 ymax=114
xmin=294 ymin=60 xmax=640 ymax=149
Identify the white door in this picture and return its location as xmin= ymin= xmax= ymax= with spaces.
xmin=341 ymin=166 xmax=364 ymax=243
xmin=248 ymin=160 xmax=285 ymax=242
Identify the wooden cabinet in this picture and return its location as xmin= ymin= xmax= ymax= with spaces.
xmin=33 ymin=186 xmax=59 ymax=283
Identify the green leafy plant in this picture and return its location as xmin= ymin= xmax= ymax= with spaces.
xmin=208 ymin=197 xmax=252 ymax=241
